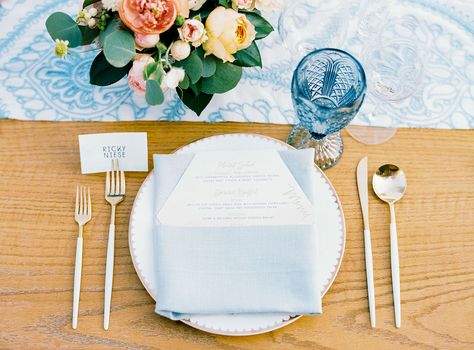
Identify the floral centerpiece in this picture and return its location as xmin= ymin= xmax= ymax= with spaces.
xmin=45 ymin=0 xmax=276 ymax=115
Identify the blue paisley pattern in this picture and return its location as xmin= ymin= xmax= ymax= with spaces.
xmin=0 ymin=0 xmax=472 ymax=128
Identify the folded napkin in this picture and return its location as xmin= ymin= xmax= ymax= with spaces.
xmin=152 ymin=149 xmax=322 ymax=320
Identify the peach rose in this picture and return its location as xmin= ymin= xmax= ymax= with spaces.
xmin=128 ymin=54 xmax=155 ymax=94
xmin=202 ymin=7 xmax=256 ymax=63
xmin=118 ymin=0 xmax=189 ymax=35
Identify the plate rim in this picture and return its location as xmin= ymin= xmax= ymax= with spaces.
xmin=128 ymin=133 xmax=346 ymax=336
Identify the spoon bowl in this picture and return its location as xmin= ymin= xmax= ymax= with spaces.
xmin=373 ymin=164 xmax=407 ymax=204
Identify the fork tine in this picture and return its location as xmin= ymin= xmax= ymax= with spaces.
xmin=120 ymin=170 xmax=125 ymax=195
xmin=106 ymin=168 xmax=110 ymax=196
xmin=87 ymin=187 xmax=91 ymax=216
xmin=75 ymin=185 xmax=79 ymax=215
xmin=82 ymin=186 xmax=87 ymax=215
xmin=79 ymin=186 xmax=83 ymax=215
xmin=115 ymin=160 xmax=120 ymax=195
xmin=111 ymin=160 xmax=115 ymax=196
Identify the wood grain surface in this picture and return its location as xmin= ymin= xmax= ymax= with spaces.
xmin=0 ymin=120 xmax=473 ymax=350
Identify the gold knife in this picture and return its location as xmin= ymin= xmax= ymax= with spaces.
xmin=357 ymin=156 xmax=376 ymax=328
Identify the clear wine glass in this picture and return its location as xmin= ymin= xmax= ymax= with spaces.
xmin=347 ymin=15 xmax=426 ymax=144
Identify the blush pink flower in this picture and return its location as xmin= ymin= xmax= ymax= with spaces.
xmin=128 ymin=54 xmax=155 ymax=94
xmin=118 ymin=0 xmax=189 ymax=35
xmin=134 ymin=33 xmax=161 ymax=48
xmin=178 ymin=19 xmax=207 ymax=47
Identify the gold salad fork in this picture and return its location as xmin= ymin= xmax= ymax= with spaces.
xmin=72 ymin=186 xmax=92 ymax=329
xmin=103 ymin=159 xmax=125 ymax=330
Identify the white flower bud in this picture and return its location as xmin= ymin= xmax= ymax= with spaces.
xmin=87 ymin=18 xmax=96 ymax=28
xmin=170 ymin=40 xmax=191 ymax=61
xmin=161 ymin=67 xmax=186 ymax=90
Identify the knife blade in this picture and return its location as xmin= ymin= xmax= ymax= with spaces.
xmin=357 ymin=156 xmax=376 ymax=328
xmin=357 ymin=156 xmax=370 ymax=229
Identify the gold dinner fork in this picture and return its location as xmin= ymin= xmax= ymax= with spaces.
xmin=73 ymin=186 xmax=92 ymax=329
xmin=103 ymin=159 xmax=125 ymax=330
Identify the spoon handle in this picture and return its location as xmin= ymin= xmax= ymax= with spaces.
xmin=389 ymin=204 xmax=401 ymax=328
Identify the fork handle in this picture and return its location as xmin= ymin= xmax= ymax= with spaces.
xmin=72 ymin=236 xmax=83 ymax=329
xmin=104 ymin=224 xmax=115 ymax=330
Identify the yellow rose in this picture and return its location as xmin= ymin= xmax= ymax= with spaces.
xmin=203 ymin=7 xmax=256 ymax=63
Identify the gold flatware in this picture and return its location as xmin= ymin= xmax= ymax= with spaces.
xmin=373 ymin=164 xmax=407 ymax=328
xmin=103 ymin=159 xmax=125 ymax=330
xmin=72 ymin=186 xmax=92 ymax=329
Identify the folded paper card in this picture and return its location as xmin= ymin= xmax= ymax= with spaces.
xmin=158 ymin=150 xmax=315 ymax=227
xmin=78 ymin=132 xmax=148 ymax=174
xmin=153 ymin=148 xmax=322 ymax=320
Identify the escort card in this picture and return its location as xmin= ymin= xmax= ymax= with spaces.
xmin=158 ymin=149 xmax=315 ymax=227
xmin=79 ymin=132 xmax=148 ymax=174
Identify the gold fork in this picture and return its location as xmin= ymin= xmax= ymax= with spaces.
xmin=73 ymin=186 xmax=92 ymax=329
xmin=103 ymin=159 xmax=125 ymax=330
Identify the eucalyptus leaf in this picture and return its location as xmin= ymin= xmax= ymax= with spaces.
xmin=103 ymin=30 xmax=136 ymax=68
xmin=99 ymin=19 xmax=122 ymax=47
xmin=196 ymin=48 xmax=217 ymax=78
xmin=178 ymin=74 xmax=190 ymax=90
xmin=245 ymin=12 xmax=274 ymax=40
xmin=234 ymin=42 xmax=262 ymax=67
xmin=79 ymin=26 xmax=100 ymax=45
xmin=179 ymin=89 xmax=213 ymax=116
xmin=175 ymin=50 xmax=203 ymax=84
xmin=146 ymin=80 xmax=165 ymax=105
xmin=45 ymin=12 xmax=82 ymax=48
xmin=90 ymin=52 xmax=131 ymax=86
xmin=201 ymin=61 xmax=242 ymax=94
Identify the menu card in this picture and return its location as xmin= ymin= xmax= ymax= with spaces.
xmin=158 ymin=149 xmax=315 ymax=227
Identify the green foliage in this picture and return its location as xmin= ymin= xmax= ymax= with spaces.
xmin=146 ymin=80 xmax=165 ymax=105
xmin=89 ymin=52 xmax=131 ymax=86
xmin=179 ymin=89 xmax=213 ymax=116
xmin=45 ymin=12 xmax=82 ymax=47
xmin=79 ymin=26 xmax=100 ymax=45
xmin=245 ymin=12 xmax=274 ymax=40
xmin=234 ymin=42 xmax=262 ymax=67
xmin=196 ymin=48 xmax=217 ymax=78
xmin=175 ymin=50 xmax=203 ymax=84
xmin=103 ymin=30 xmax=136 ymax=68
xmin=83 ymin=0 xmax=101 ymax=7
xmin=201 ymin=61 xmax=243 ymax=94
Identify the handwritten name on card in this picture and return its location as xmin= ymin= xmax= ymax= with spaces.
xmin=79 ymin=133 xmax=148 ymax=174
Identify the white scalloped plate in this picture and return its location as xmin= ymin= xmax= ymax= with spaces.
xmin=128 ymin=134 xmax=346 ymax=336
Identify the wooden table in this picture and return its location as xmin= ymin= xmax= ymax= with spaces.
xmin=0 ymin=120 xmax=473 ymax=350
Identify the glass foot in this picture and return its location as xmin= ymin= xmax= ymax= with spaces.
xmin=346 ymin=125 xmax=397 ymax=145
xmin=287 ymin=126 xmax=343 ymax=170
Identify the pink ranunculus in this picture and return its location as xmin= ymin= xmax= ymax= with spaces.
xmin=134 ymin=33 xmax=161 ymax=49
xmin=118 ymin=0 xmax=185 ymax=35
xmin=128 ymin=54 xmax=155 ymax=94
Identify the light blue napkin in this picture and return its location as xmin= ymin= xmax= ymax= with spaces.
xmin=152 ymin=149 xmax=322 ymax=320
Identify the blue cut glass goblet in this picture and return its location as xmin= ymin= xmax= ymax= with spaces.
xmin=288 ymin=48 xmax=367 ymax=170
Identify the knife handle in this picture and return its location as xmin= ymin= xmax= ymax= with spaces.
xmin=364 ymin=228 xmax=376 ymax=328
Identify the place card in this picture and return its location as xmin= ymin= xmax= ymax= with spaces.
xmin=78 ymin=132 xmax=148 ymax=174
xmin=158 ymin=149 xmax=315 ymax=227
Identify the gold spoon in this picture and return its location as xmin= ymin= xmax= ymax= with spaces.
xmin=373 ymin=164 xmax=407 ymax=328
